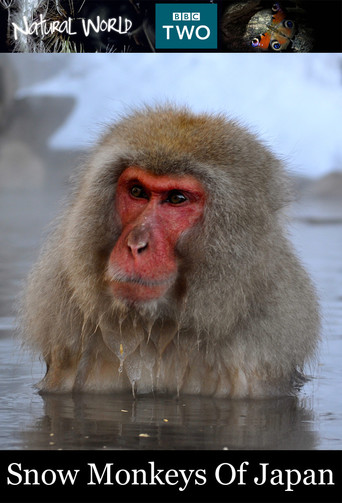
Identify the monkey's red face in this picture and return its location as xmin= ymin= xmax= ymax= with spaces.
xmin=108 ymin=166 xmax=206 ymax=304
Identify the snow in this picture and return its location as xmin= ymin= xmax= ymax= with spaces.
xmin=14 ymin=52 xmax=342 ymax=178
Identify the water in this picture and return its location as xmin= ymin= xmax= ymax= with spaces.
xmin=0 ymin=188 xmax=341 ymax=450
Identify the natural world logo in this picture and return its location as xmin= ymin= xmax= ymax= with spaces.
xmin=11 ymin=15 xmax=132 ymax=41
xmin=155 ymin=3 xmax=217 ymax=49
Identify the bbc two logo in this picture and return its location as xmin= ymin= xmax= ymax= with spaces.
xmin=155 ymin=3 xmax=217 ymax=49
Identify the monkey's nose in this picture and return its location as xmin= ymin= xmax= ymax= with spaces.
xmin=128 ymin=240 xmax=148 ymax=256
xmin=127 ymin=228 xmax=149 ymax=257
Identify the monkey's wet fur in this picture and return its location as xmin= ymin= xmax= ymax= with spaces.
xmin=20 ymin=106 xmax=320 ymax=397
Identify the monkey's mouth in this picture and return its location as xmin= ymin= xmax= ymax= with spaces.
xmin=105 ymin=268 xmax=175 ymax=302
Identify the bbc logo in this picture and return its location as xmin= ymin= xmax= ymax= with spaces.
xmin=172 ymin=12 xmax=200 ymax=21
xmin=155 ymin=3 xmax=217 ymax=49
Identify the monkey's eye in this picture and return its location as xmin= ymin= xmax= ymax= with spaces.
xmin=130 ymin=185 xmax=148 ymax=199
xmin=166 ymin=191 xmax=187 ymax=205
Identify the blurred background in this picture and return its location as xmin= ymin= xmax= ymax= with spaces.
xmin=0 ymin=53 xmax=341 ymax=450
xmin=1 ymin=53 xmax=342 ymax=183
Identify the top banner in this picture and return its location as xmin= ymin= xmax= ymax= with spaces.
xmin=0 ymin=1 xmax=341 ymax=53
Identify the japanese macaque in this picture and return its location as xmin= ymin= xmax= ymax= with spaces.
xmin=20 ymin=106 xmax=320 ymax=397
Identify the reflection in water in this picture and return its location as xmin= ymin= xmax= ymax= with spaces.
xmin=20 ymin=392 xmax=317 ymax=450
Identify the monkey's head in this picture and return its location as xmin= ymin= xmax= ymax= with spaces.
xmin=64 ymin=106 xmax=288 ymax=323
xmin=22 ymin=105 xmax=319 ymax=396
